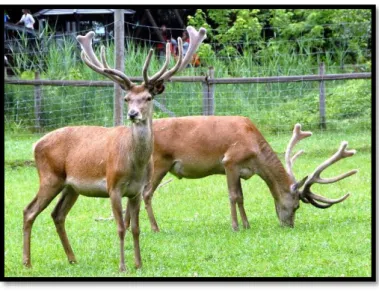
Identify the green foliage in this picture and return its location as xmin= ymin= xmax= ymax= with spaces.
xmin=188 ymin=8 xmax=371 ymax=65
xmin=4 ymin=9 xmax=372 ymax=134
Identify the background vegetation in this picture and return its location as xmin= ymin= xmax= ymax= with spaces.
xmin=4 ymin=8 xmax=372 ymax=134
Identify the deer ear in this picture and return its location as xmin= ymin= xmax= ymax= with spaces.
xmin=151 ymin=80 xmax=165 ymax=95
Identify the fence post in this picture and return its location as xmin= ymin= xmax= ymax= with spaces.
xmin=34 ymin=71 xmax=42 ymax=130
xmin=113 ymin=9 xmax=124 ymax=126
xmin=319 ymin=62 xmax=326 ymax=129
xmin=202 ymin=66 xmax=215 ymax=115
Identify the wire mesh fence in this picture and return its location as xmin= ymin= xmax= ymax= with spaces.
xmin=4 ymin=20 xmax=372 ymax=138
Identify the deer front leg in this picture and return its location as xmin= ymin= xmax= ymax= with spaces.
xmin=143 ymin=165 xmax=169 ymax=232
xmin=51 ymin=186 xmax=79 ymax=264
xmin=224 ymin=166 xmax=241 ymax=231
xmin=237 ymin=183 xmax=250 ymax=229
xmin=128 ymin=195 xmax=142 ymax=269
xmin=224 ymin=165 xmax=250 ymax=231
xmin=126 ymin=161 xmax=169 ymax=232
xmin=110 ymin=190 xmax=127 ymax=272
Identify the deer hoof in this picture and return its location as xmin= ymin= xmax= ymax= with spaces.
xmin=119 ymin=264 xmax=127 ymax=272
xmin=135 ymin=262 xmax=142 ymax=269
xmin=23 ymin=261 xmax=32 ymax=268
xmin=69 ymin=260 xmax=77 ymax=265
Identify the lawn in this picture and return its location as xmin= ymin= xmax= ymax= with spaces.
xmin=4 ymin=129 xmax=372 ymax=278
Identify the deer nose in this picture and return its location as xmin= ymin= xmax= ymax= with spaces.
xmin=128 ymin=110 xmax=139 ymax=119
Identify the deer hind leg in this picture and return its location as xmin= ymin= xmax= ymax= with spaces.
xmin=110 ymin=189 xmax=127 ymax=272
xmin=128 ymin=195 xmax=142 ymax=269
xmin=23 ymin=178 xmax=64 ymax=268
xmin=51 ymin=185 xmax=79 ymax=264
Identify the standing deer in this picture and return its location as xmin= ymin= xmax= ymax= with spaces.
xmin=124 ymin=116 xmax=357 ymax=231
xmin=22 ymin=27 xmax=207 ymax=272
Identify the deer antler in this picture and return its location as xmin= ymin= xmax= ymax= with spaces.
xmin=300 ymin=141 xmax=358 ymax=208
xmin=285 ymin=123 xmax=312 ymax=182
xmin=285 ymin=124 xmax=357 ymax=209
xmin=142 ymin=26 xmax=206 ymax=85
xmin=78 ymin=27 xmax=206 ymax=90
xmin=76 ymin=31 xmax=134 ymax=90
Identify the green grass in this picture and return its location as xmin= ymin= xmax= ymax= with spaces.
xmin=4 ymin=130 xmax=372 ymax=278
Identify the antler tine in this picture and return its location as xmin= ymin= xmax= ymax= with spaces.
xmin=77 ymin=31 xmax=134 ymax=90
xmin=178 ymin=26 xmax=207 ymax=72
xmin=309 ymin=192 xmax=350 ymax=205
xmin=99 ymin=46 xmax=132 ymax=86
xmin=142 ymin=49 xmax=154 ymax=85
xmin=148 ymin=42 xmax=172 ymax=83
xmin=305 ymin=141 xmax=357 ymax=186
xmin=77 ymin=31 xmax=102 ymax=68
xmin=301 ymin=141 xmax=358 ymax=208
xmin=158 ymin=38 xmax=183 ymax=82
xmin=285 ymin=124 xmax=312 ymax=182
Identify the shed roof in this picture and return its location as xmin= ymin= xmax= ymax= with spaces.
xmin=34 ymin=9 xmax=135 ymax=18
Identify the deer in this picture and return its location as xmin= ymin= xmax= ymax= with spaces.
xmin=123 ymin=116 xmax=357 ymax=232
xmin=22 ymin=26 xmax=207 ymax=272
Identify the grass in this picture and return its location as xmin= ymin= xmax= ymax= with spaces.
xmin=4 ymin=129 xmax=372 ymax=278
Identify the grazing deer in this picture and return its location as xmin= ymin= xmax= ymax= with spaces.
xmin=22 ymin=27 xmax=207 ymax=272
xmin=124 ymin=116 xmax=357 ymax=231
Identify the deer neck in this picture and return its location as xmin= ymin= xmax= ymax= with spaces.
xmin=257 ymin=140 xmax=293 ymax=200
xmin=130 ymin=117 xmax=153 ymax=167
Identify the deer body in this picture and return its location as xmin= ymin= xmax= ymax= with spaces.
xmin=24 ymin=94 xmax=154 ymax=272
xmin=23 ymin=26 xmax=207 ymax=272
xmin=154 ymin=116 xmax=259 ymax=179
xmin=125 ymin=116 xmax=357 ymax=232
xmin=34 ymin=125 xmax=152 ymax=198
xmin=143 ymin=116 xmax=290 ymax=231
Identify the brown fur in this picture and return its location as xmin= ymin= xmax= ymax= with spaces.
xmin=23 ymin=85 xmax=155 ymax=272
xmin=124 ymin=116 xmax=295 ymax=232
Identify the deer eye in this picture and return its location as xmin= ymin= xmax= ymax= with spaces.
xmin=124 ymin=97 xmax=130 ymax=102
xmin=146 ymin=96 xmax=152 ymax=101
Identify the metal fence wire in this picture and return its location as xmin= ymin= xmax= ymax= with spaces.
xmin=4 ymin=20 xmax=372 ymax=136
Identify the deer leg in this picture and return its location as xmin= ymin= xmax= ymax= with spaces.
xmin=128 ymin=195 xmax=142 ymax=269
xmin=124 ymin=200 xmax=131 ymax=230
xmin=236 ymin=182 xmax=250 ymax=229
xmin=224 ymin=166 xmax=241 ymax=231
xmin=143 ymin=166 xmax=169 ymax=232
xmin=125 ymin=162 xmax=169 ymax=232
xmin=110 ymin=190 xmax=127 ymax=272
xmin=51 ymin=186 xmax=79 ymax=264
xmin=23 ymin=180 xmax=63 ymax=268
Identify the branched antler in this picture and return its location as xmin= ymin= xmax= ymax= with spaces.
xmin=77 ymin=26 xmax=206 ymax=90
xmin=142 ymin=26 xmax=206 ymax=84
xmin=301 ymin=141 xmax=358 ymax=208
xmin=285 ymin=124 xmax=358 ymax=209
xmin=285 ymin=123 xmax=312 ymax=182
xmin=76 ymin=32 xmax=134 ymax=90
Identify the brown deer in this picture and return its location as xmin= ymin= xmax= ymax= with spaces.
xmin=22 ymin=27 xmax=207 ymax=272
xmin=124 ymin=116 xmax=357 ymax=231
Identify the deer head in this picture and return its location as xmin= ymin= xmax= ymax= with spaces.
xmin=276 ymin=124 xmax=358 ymax=227
xmin=76 ymin=27 xmax=207 ymax=123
